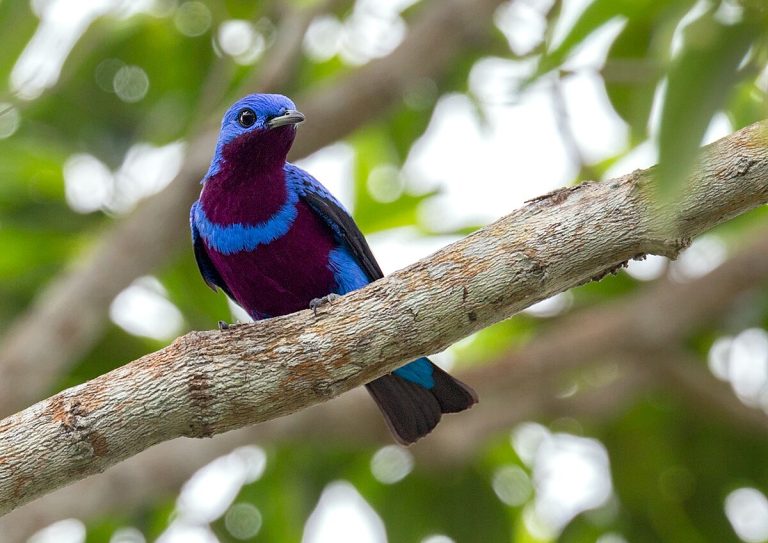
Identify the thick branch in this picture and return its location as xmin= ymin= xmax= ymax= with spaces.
xmin=0 ymin=121 xmax=766 ymax=515
xmin=8 ymin=220 xmax=768 ymax=538
xmin=0 ymin=0 xmax=506 ymax=417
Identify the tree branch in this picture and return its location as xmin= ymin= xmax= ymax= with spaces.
xmin=0 ymin=364 xmax=648 ymax=542
xmin=8 ymin=218 xmax=768 ymax=537
xmin=0 ymin=0 xmax=507 ymax=418
xmin=0 ymin=121 xmax=766 ymax=515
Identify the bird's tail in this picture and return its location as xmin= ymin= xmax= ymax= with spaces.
xmin=365 ymin=359 xmax=477 ymax=445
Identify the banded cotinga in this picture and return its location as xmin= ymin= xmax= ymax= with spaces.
xmin=190 ymin=94 xmax=477 ymax=444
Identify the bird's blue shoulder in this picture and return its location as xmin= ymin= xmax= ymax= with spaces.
xmin=284 ymin=163 xmax=350 ymax=238
xmin=287 ymin=163 xmax=384 ymax=283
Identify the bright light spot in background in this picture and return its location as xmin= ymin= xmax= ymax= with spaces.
xmin=421 ymin=536 xmax=456 ymax=543
xmin=596 ymin=534 xmax=629 ymax=543
xmin=302 ymin=481 xmax=386 ymax=543
xmin=603 ymin=140 xmax=658 ymax=180
xmin=111 ymin=141 xmax=186 ymax=213
xmin=511 ymin=422 xmax=550 ymax=465
xmin=367 ymin=227 xmax=459 ymax=275
xmin=406 ymin=91 xmax=568 ymax=230
xmin=707 ymin=329 xmax=768 ymax=408
xmin=11 ymin=0 xmax=112 ymax=99
xmin=669 ymin=236 xmax=727 ymax=282
xmin=224 ymin=503 xmax=263 ymax=540
xmin=339 ymin=2 xmax=407 ymax=65
xmin=522 ymin=502 xmax=558 ymax=541
xmin=670 ymin=0 xmax=712 ymax=58
xmin=0 ymin=103 xmax=21 ymax=138
xmin=12 ymin=0 xmax=167 ymax=100
xmin=110 ymin=0 xmax=172 ymax=19
xmin=494 ymin=0 xmax=549 ymax=56
xmin=367 ymin=164 xmax=405 ymax=203
xmin=703 ymin=112 xmax=734 ymax=145
xmin=113 ymin=65 xmax=150 ymax=103
xmin=370 ymin=445 xmax=414 ymax=484
xmin=511 ymin=423 xmax=613 ymax=536
xmin=532 ymin=433 xmax=613 ymax=533
xmin=228 ymin=298 xmax=253 ymax=324
xmin=110 ymin=276 xmax=184 ymax=340
xmin=217 ymin=20 xmax=266 ymax=65
xmin=725 ymin=487 xmax=768 ymax=543
xmin=63 ymin=141 xmax=185 ymax=214
xmin=110 ymin=527 xmax=146 ymax=543
xmin=625 ymin=254 xmax=668 ymax=282
xmin=176 ymin=446 xmax=267 ymax=524
xmin=335 ymin=0 xmax=419 ymax=64
xmin=63 ymin=153 xmax=114 ymax=213
xmin=715 ymin=1 xmax=745 ymax=25
xmin=158 ymin=446 xmax=267 ymax=542
xmin=492 ymin=465 xmax=533 ymax=506
xmin=429 ymin=350 xmax=456 ymax=372
xmin=709 ymin=335 xmax=734 ymax=381
xmin=560 ymin=71 xmax=628 ymax=163
xmin=156 ymin=524 xmax=219 ymax=543
xmin=524 ymin=292 xmax=573 ymax=318
xmin=29 ymin=519 xmax=86 ymax=543
xmin=549 ymin=0 xmax=592 ymax=51
xmin=407 ymin=65 xmax=629 ymax=231
xmin=174 ymin=1 xmax=212 ymax=37
xmin=303 ymin=15 xmax=343 ymax=62
xmin=294 ymin=143 xmax=355 ymax=211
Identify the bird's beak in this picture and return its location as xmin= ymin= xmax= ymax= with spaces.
xmin=267 ymin=109 xmax=305 ymax=129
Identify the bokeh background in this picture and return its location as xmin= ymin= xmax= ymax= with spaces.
xmin=1 ymin=0 xmax=768 ymax=541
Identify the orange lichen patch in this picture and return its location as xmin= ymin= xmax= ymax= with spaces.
xmin=187 ymin=371 xmax=214 ymax=438
xmin=12 ymin=474 xmax=31 ymax=499
xmin=45 ymin=395 xmax=102 ymax=432
xmin=88 ymin=432 xmax=109 ymax=458
xmin=282 ymin=359 xmax=332 ymax=387
xmin=132 ymin=345 xmax=181 ymax=380
xmin=45 ymin=395 xmax=74 ymax=428
xmin=0 ymin=418 xmax=15 ymax=434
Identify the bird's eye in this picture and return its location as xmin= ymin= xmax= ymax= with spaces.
xmin=237 ymin=109 xmax=256 ymax=128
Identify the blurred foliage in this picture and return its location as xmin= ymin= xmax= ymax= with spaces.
xmin=2 ymin=0 xmax=768 ymax=541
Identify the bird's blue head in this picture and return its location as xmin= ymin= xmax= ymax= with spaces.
xmin=205 ymin=94 xmax=304 ymax=179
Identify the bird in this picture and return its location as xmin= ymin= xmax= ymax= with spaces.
xmin=190 ymin=93 xmax=477 ymax=444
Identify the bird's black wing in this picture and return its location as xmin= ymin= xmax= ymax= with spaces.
xmin=190 ymin=200 xmax=235 ymax=300
xmin=288 ymin=164 xmax=383 ymax=282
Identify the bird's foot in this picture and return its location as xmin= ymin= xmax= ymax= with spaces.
xmin=218 ymin=320 xmax=232 ymax=330
xmin=309 ymin=293 xmax=341 ymax=316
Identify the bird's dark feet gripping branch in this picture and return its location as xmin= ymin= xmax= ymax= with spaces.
xmin=309 ymin=293 xmax=341 ymax=316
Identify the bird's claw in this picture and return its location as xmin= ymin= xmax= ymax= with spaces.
xmin=309 ymin=293 xmax=341 ymax=316
xmin=218 ymin=320 xmax=231 ymax=330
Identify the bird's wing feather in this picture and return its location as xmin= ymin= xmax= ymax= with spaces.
xmin=190 ymin=200 xmax=235 ymax=299
xmin=286 ymin=164 xmax=384 ymax=281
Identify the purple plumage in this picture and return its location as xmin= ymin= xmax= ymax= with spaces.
xmin=191 ymin=94 xmax=477 ymax=444
xmin=200 ymin=190 xmax=338 ymax=317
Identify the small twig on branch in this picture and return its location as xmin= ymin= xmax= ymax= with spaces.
xmin=0 ymin=121 xmax=767 ymax=515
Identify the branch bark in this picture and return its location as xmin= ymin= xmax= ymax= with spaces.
xmin=0 ymin=121 xmax=767 ymax=515
xmin=8 ymin=219 xmax=768 ymax=539
xmin=0 ymin=0 xmax=507 ymax=418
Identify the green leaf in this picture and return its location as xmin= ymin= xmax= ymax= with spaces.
xmin=656 ymin=12 xmax=762 ymax=201
xmin=538 ymin=0 xmax=656 ymax=76
xmin=602 ymin=2 xmax=694 ymax=142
